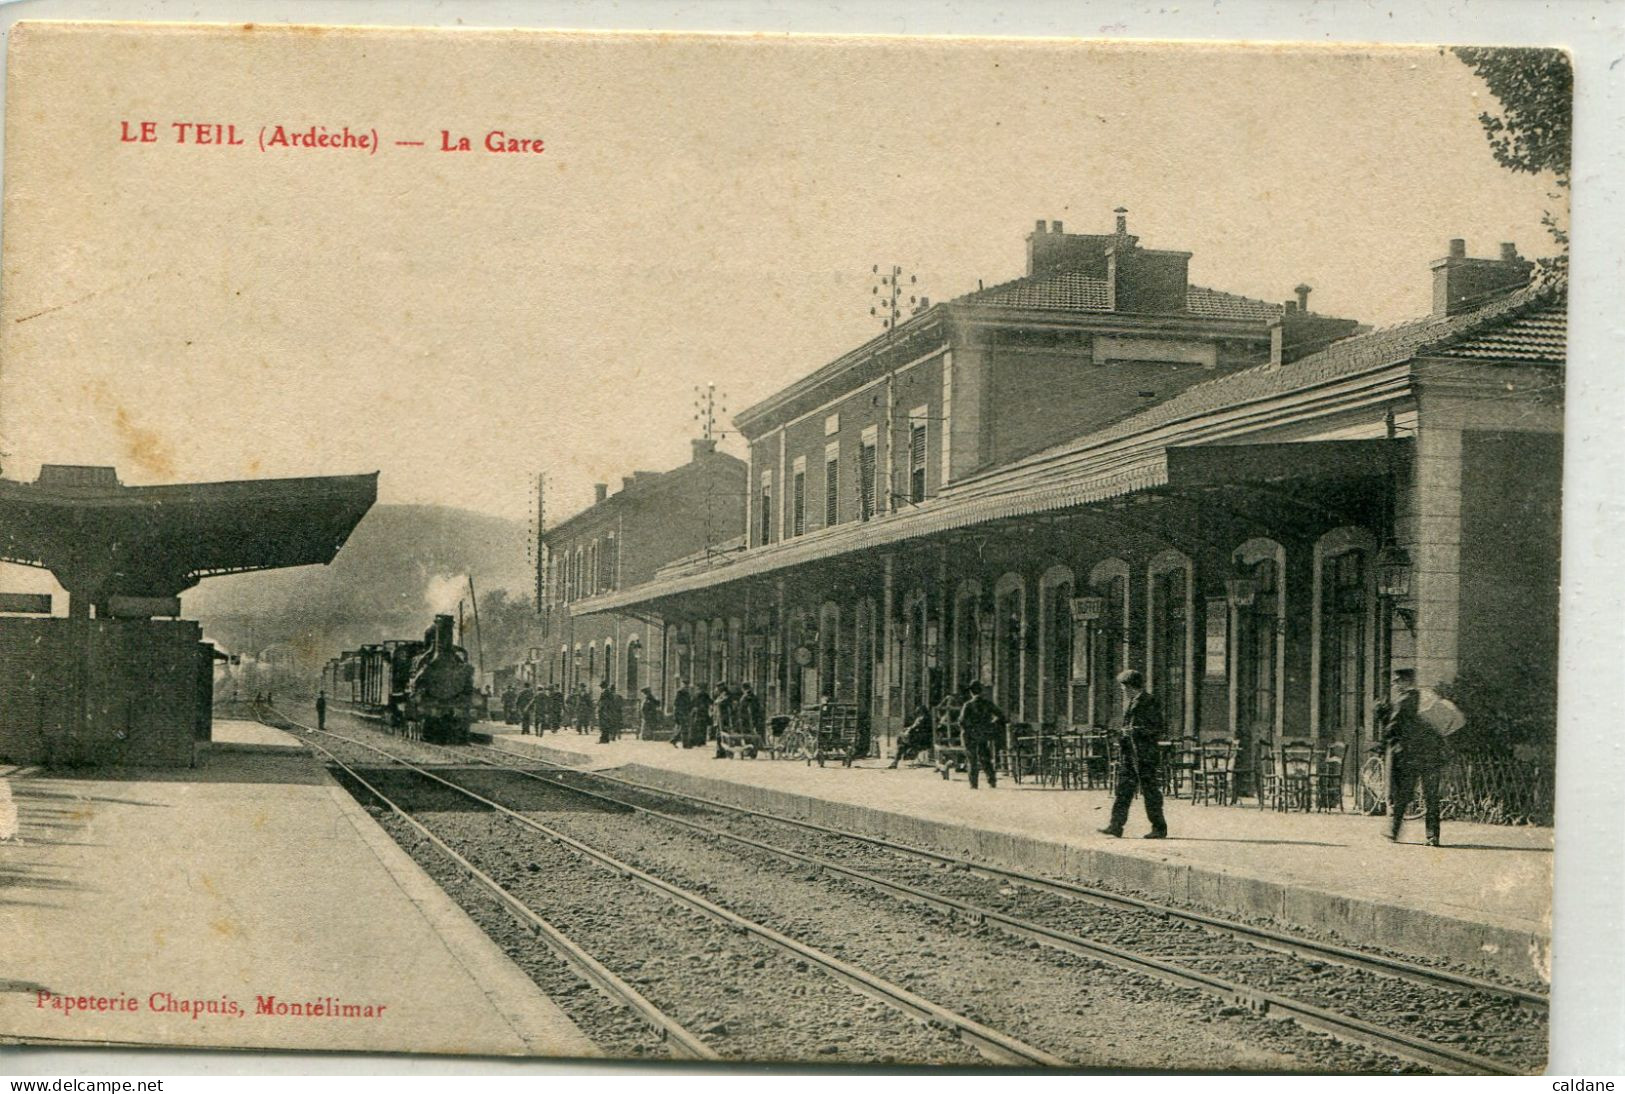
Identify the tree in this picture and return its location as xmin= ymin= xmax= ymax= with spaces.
xmin=1454 ymin=47 xmax=1572 ymax=277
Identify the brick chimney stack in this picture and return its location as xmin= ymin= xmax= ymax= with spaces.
xmin=593 ymin=483 xmax=608 ymax=504
xmin=1431 ymin=238 xmax=1533 ymax=316
xmin=691 ymin=437 xmax=718 ymax=463
xmin=1295 ymin=283 xmax=1312 ymax=313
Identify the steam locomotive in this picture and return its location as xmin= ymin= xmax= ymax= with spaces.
xmin=321 ymin=614 xmax=476 ymax=744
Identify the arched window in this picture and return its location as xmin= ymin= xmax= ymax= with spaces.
xmin=1038 ymin=566 xmax=1077 ymax=728
xmin=587 ymin=643 xmax=597 ymax=682
xmin=952 ymin=580 xmax=984 ymax=691
xmin=1232 ymin=539 xmax=1285 ymax=744
xmin=1088 ymin=558 xmax=1131 ymax=727
xmin=603 ymin=639 xmax=615 ymax=690
xmin=992 ymin=573 xmax=1025 ymax=719
xmin=1147 ymin=550 xmax=1194 ymax=735
xmin=1313 ymin=528 xmax=1378 ymax=747
xmin=626 ymin=638 xmax=642 ymax=692
xmin=818 ymin=601 xmax=842 ymax=703
xmin=692 ymin=620 xmax=710 ymax=687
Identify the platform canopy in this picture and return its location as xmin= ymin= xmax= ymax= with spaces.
xmin=0 ymin=465 xmax=378 ymax=610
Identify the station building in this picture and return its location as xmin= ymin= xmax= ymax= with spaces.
xmin=576 ymin=215 xmax=1564 ymax=796
xmin=531 ymin=439 xmax=746 ymax=699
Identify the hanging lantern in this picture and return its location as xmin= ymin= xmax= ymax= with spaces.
xmin=1376 ymin=543 xmax=1413 ymax=599
xmin=1226 ymin=574 xmax=1259 ymax=609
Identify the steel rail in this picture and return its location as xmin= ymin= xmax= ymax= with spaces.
xmin=277 ymin=714 xmax=1069 ymax=1068
xmin=290 ymin=728 xmax=718 ymax=1061
xmin=458 ymin=744 xmax=1529 ymax=1076
xmin=478 ymin=740 xmax=1546 ymax=1009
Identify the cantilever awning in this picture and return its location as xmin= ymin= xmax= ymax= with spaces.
xmin=574 ymin=438 xmax=1399 ymax=616
xmin=0 ymin=465 xmax=378 ymax=603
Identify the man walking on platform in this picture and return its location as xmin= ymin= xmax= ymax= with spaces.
xmin=315 ymin=690 xmax=327 ymax=731
xmin=1378 ymin=668 xmax=1448 ymax=847
xmin=1100 ymin=669 xmax=1168 ymax=839
xmin=957 ymin=681 xmax=1006 ymax=790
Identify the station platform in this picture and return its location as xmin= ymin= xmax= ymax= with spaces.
xmin=491 ymin=728 xmax=1553 ymax=985
xmin=0 ymin=746 xmax=600 ymax=1058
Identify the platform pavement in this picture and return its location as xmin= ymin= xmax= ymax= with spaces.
xmin=208 ymin=718 xmax=305 ymax=752
xmin=493 ymin=729 xmax=1552 ymax=984
xmin=0 ymin=747 xmax=599 ymax=1058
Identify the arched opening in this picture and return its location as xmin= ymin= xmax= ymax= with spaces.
xmin=625 ymin=638 xmax=641 ymax=693
xmin=1231 ymin=538 xmax=1285 ymax=746
xmin=992 ymin=573 xmax=1025 ymax=718
xmin=1088 ymin=558 xmax=1131 ymax=727
xmin=817 ymin=601 xmax=842 ymax=703
xmin=691 ymin=620 xmax=710 ymax=688
xmin=854 ymin=598 xmax=877 ymax=719
xmin=1147 ymin=550 xmax=1194 ymax=734
xmin=1314 ymin=528 xmax=1378 ymax=752
xmin=602 ymin=639 xmax=615 ymax=691
xmin=788 ymin=607 xmax=816 ymax=710
xmin=1038 ymin=566 xmax=1076 ymax=728
xmin=952 ymin=580 xmax=984 ymax=692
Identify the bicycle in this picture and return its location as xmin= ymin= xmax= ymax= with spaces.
xmin=1357 ymin=751 xmax=1459 ymax=819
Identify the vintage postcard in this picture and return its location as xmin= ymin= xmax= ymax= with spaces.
xmin=0 ymin=22 xmax=1567 ymax=1072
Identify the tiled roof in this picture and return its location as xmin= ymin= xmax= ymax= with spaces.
xmin=1432 ymin=302 xmax=1566 ymax=362
xmin=963 ymin=271 xmax=1112 ymax=310
xmin=956 ymin=269 xmax=1283 ymax=322
xmin=1185 ymin=285 xmax=1286 ymax=322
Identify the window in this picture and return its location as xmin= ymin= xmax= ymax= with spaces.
xmin=824 ymin=442 xmax=840 ymax=527
xmin=1320 ymin=549 xmax=1366 ymax=738
xmin=858 ymin=432 xmax=877 ymax=521
xmin=601 ymin=535 xmax=616 ymax=590
xmin=758 ymin=472 xmax=773 ymax=546
xmin=587 ymin=542 xmax=598 ymax=595
xmin=824 ymin=413 xmax=840 ymax=436
xmin=791 ymin=457 xmax=807 ymax=537
xmin=1153 ymin=566 xmax=1188 ymax=731
xmin=1238 ymin=557 xmax=1278 ymax=735
xmin=909 ymin=421 xmax=928 ymax=503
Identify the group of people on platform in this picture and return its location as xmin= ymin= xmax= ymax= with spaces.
xmin=668 ymin=681 xmax=765 ymax=755
xmin=499 ymin=680 xmax=628 ymax=744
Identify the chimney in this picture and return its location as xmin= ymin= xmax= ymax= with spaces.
xmin=691 ymin=437 xmax=718 ymax=462
xmin=1050 ymin=220 xmax=1063 ymax=234
xmin=593 ymin=483 xmax=608 ymax=504
xmin=621 ymin=475 xmax=636 ymax=492
xmin=1295 ymin=283 xmax=1312 ymax=313
xmin=1034 ymin=219 xmax=1048 ymax=233
xmin=1283 ymin=299 xmax=1298 ymax=315
xmin=1114 ymin=207 xmax=1128 ymax=234
xmin=1430 ymin=237 xmax=1533 ymax=316
xmin=1269 ymin=320 xmax=1284 ymax=369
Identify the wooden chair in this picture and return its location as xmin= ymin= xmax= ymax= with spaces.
xmin=1314 ymin=741 xmax=1347 ymax=812
xmin=1007 ymin=725 xmax=1039 ymax=783
xmin=1167 ymin=735 xmax=1201 ymax=798
xmin=1278 ymin=738 xmax=1315 ymax=811
xmin=1193 ymin=740 xmax=1238 ymax=806
xmin=1253 ymin=738 xmax=1280 ymax=810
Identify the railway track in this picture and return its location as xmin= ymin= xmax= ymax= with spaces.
xmin=267 ymin=708 xmax=1545 ymax=1072
xmin=266 ymin=710 xmax=1065 ymax=1067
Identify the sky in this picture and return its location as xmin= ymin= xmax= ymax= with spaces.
xmin=0 ymin=27 xmax=1565 ymax=531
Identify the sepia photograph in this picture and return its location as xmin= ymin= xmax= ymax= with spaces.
xmin=0 ymin=12 xmax=1591 ymax=1077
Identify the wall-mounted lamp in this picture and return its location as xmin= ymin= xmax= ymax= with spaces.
xmin=1375 ymin=544 xmax=1413 ymax=600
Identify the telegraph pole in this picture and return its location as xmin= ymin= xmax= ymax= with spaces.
xmin=868 ymin=264 xmax=929 ymax=513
